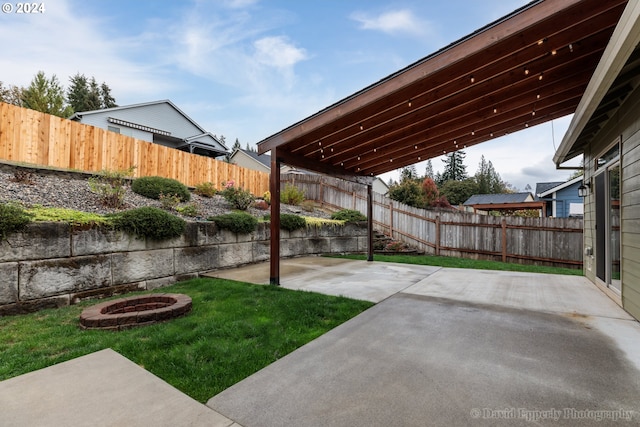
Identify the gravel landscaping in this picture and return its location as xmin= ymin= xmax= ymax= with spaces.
xmin=0 ymin=165 xmax=332 ymax=220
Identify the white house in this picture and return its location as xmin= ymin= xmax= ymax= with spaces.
xmin=70 ymin=100 xmax=228 ymax=158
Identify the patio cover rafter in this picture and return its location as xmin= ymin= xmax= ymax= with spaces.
xmin=259 ymin=0 xmax=628 ymax=285
xmin=258 ymin=0 xmax=627 ymax=178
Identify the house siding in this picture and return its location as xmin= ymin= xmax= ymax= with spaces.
xmin=231 ymin=152 xmax=271 ymax=174
xmin=76 ymin=113 xmax=152 ymax=141
xmin=554 ymin=184 xmax=582 ymax=218
xmin=584 ymin=82 xmax=640 ymax=319
xmin=76 ymin=103 xmax=204 ymax=142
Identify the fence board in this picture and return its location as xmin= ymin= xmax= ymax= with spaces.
xmin=0 ymin=103 xmax=269 ymax=194
xmin=282 ymin=173 xmax=583 ymax=268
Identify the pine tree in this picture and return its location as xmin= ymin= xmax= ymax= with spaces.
xmin=86 ymin=78 xmax=102 ymax=111
xmin=475 ymin=155 xmax=506 ymax=194
xmin=440 ymin=150 xmax=468 ymax=182
xmin=400 ymin=165 xmax=418 ymax=182
xmin=100 ymin=82 xmax=117 ymax=108
xmin=67 ymin=73 xmax=117 ymax=112
xmin=424 ymin=159 xmax=434 ymax=180
xmin=22 ymin=71 xmax=72 ymax=117
xmin=67 ymin=73 xmax=89 ymax=112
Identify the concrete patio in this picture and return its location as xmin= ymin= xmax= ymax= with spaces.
xmin=1 ymin=257 xmax=639 ymax=426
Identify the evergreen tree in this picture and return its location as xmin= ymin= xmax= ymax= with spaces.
xmin=424 ymin=159 xmax=434 ymax=180
xmin=440 ymin=150 xmax=468 ymax=182
xmin=440 ymin=178 xmax=478 ymax=205
xmin=86 ymin=77 xmax=102 ymax=110
xmin=100 ymin=82 xmax=117 ymax=108
xmin=22 ymin=71 xmax=72 ymax=117
xmin=67 ymin=73 xmax=117 ymax=112
xmin=474 ymin=155 xmax=506 ymax=194
xmin=67 ymin=73 xmax=89 ymax=112
xmin=400 ymin=165 xmax=418 ymax=182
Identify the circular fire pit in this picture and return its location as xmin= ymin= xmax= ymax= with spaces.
xmin=79 ymin=293 xmax=192 ymax=330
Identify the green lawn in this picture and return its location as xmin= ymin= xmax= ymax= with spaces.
xmin=0 ymin=278 xmax=372 ymax=403
xmin=331 ymin=254 xmax=583 ymax=276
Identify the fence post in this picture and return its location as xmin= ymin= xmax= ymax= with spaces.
xmin=435 ymin=215 xmax=440 ymax=256
xmin=501 ymin=219 xmax=507 ymax=263
xmin=352 ymin=192 xmax=356 ymax=210
xmin=389 ymin=201 xmax=394 ymax=238
xmin=319 ymin=181 xmax=324 ymax=208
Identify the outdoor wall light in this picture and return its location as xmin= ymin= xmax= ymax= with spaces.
xmin=578 ymin=181 xmax=591 ymax=197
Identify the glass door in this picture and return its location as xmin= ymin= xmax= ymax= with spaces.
xmin=594 ymin=142 xmax=621 ymax=294
xmin=609 ymin=164 xmax=621 ymax=292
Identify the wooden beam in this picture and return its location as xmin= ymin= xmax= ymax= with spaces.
xmin=367 ymin=184 xmax=373 ymax=262
xmin=258 ymin=0 xmax=625 ymax=155
xmin=269 ymin=150 xmax=281 ymax=286
xmin=275 ymin=148 xmax=375 ymax=186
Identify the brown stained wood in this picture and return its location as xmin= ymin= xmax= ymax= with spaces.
xmin=270 ymin=150 xmax=281 ymax=285
xmin=0 ymin=102 xmax=270 ymax=194
xmin=257 ymin=0 xmax=627 ymax=179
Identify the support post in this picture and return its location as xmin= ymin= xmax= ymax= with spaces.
xmin=435 ymin=215 xmax=441 ymax=256
xmin=269 ymin=150 xmax=281 ymax=285
xmin=367 ymin=183 xmax=374 ymax=262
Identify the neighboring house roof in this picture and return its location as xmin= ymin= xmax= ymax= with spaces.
xmin=232 ymin=149 xmax=272 ymax=168
xmin=537 ymin=176 xmax=583 ymax=198
xmin=69 ymin=100 xmax=228 ymax=154
xmin=229 ymin=148 xmax=288 ymax=171
xmin=535 ymin=182 xmax=564 ymax=198
xmin=463 ymin=192 xmax=533 ymax=205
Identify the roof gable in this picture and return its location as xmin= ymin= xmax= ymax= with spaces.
xmin=464 ymin=192 xmax=533 ymax=205
xmin=537 ymin=176 xmax=583 ymax=197
xmin=71 ymin=100 xmax=210 ymax=140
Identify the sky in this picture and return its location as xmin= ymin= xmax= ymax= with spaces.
xmin=0 ymin=0 xmax=582 ymax=191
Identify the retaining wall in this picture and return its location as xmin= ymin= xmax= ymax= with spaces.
xmin=0 ymin=221 xmax=367 ymax=315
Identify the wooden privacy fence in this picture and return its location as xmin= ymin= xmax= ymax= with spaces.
xmin=0 ymin=103 xmax=270 ymax=194
xmin=283 ymin=173 xmax=584 ymax=268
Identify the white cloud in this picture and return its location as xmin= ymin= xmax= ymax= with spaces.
xmin=253 ymin=36 xmax=308 ymax=68
xmin=224 ymin=0 xmax=259 ymax=8
xmin=350 ymin=9 xmax=430 ymax=37
xmin=0 ymin=0 xmax=172 ymax=101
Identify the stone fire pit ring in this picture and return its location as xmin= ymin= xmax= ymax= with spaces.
xmin=79 ymin=293 xmax=192 ymax=330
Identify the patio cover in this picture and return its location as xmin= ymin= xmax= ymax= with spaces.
xmin=257 ymin=0 xmax=628 ymax=284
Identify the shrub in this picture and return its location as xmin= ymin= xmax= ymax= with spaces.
xmin=112 ymin=207 xmax=186 ymax=240
xmin=209 ymin=212 xmax=257 ymax=234
xmin=88 ymin=167 xmax=135 ymax=209
xmin=263 ymin=191 xmax=271 ymax=205
xmin=385 ymin=240 xmax=407 ymax=252
xmin=132 ymin=176 xmax=190 ymax=202
xmin=219 ymin=181 xmax=254 ymax=210
xmin=388 ymin=179 xmax=425 ymax=208
xmin=0 ymin=202 xmax=33 ymax=239
xmin=330 ymin=209 xmax=367 ymax=222
xmin=280 ymin=214 xmax=306 ymax=231
xmin=281 ymin=184 xmax=305 ymax=205
xmin=300 ymin=200 xmax=316 ymax=212
xmin=159 ymin=192 xmax=181 ymax=210
xmin=176 ymin=203 xmax=200 ymax=217
xmin=194 ymin=182 xmax=217 ymax=198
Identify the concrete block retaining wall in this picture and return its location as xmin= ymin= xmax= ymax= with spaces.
xmin=0 ymin=221 xmax=367 ymax=315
